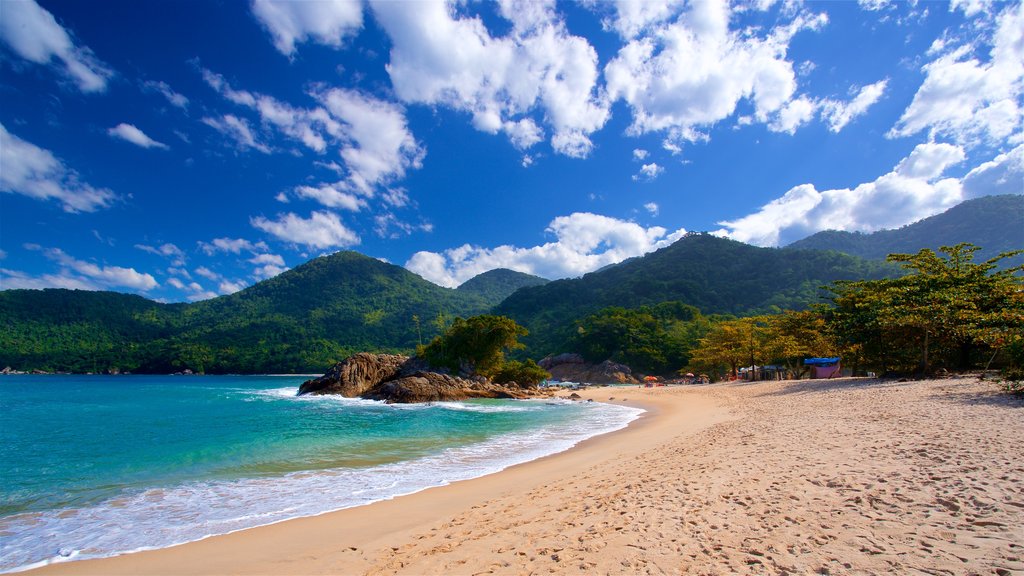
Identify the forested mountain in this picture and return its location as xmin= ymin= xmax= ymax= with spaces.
xmin=786 ymin=195 xmax=1024 ymax=264
xmin=0 ymin=252 xmax=521 ymax=374
xmin=456 ymin=268 xmax=549 ymax=303
xmin=494 ymin=233 xmax=899 ymax=356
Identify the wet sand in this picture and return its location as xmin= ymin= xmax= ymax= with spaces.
xmin=31 ymin=377 xmax=1023 ymax=575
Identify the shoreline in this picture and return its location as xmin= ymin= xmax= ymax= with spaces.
xmin=28 ymin=385 xmax=726 ymax=576
xmin=28 ymin=377 xmax=1024 ymax=575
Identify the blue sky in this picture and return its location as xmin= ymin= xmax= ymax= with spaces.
xmin=1 ymin=0 xmax=1021 ymax=301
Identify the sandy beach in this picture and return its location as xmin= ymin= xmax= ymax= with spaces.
xmin=31 ymin=376 xmax=1023 ymax=575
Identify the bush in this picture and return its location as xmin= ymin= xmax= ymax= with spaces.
xmin=493 ymin=359 xmax=550 ymax=387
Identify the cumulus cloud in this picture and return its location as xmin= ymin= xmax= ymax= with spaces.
xmin=142 ymin=80 xmax=189 ymax=109
xmin=198 ymin=237 xmax=269 ymax=255
xmin=251 ymin=0 xmax=363 ymax=56
xmin=167 ymin=277 xmax=218 ymax=301
xmin=108 ymin=123 xmax=169 ymax=150
xmin=405 ymin=212 xmax=687 ymax=287
xmin=317 ymin=88 xmax=425 ymax=195
xmin=889 ymin=2 xmax=1023 ymax=147
xmin=0 ymin=123 xmax=118 ymax=212
xmin=0 ymin=0 xmax=113 ymax=92
xmin=632 ymin=148 xmax=649 ymax=161
xmin=21 ymin=245 xmax=158 ymax=291
xmin=371 ymin=0 xmax=609 ymax=157
xmin=644 ymin=202 xmax=660 ymax=216
xmin=632 ymin=162 xmax=664 ymax=181
xmin=604 ymin=0 xmax=827 ymax=147
xmin=715 ymin=142 xmax=1024 ymax=247
xmin=251 ymin=210 xmax=360 ymax=249
xmin=249 ymin=253 xmax=289 ymax=279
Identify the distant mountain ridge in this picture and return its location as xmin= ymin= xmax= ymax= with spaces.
xmin=494 ymin=233 xmax=899 ymax=356
xmin=456 ymin=268 xmax=550 ymax=303
xmin=0 ymin=252 xmax=543 ymax=374
xmin=786 ymin=195 xmax=1024 ymax=264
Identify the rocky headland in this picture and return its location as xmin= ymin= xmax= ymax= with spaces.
xmin=298 ymin=353 xmax=545 ymax=403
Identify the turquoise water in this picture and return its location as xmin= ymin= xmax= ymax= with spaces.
xmin=0 ymin=375 xmax=642 ymax=572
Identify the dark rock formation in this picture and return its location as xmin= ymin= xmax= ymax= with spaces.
xmin=298 ymin=353 xmax=408 ymax=396
xmin=540 ymin=354 xmax=640 ymax=385
xmin=299 ymin=353 xmax=541 ymax=403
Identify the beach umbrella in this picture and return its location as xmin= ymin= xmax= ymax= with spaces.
xmin=685 ymin=373 xmax=694 ymax=378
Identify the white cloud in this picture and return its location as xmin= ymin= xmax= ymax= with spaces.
xmin=249 ymin=253 xmax=288 ymax=280
xmin=371 ymin=0 xmax=609 ymax=157
xmin=632 ymin=148 xmax=649 ymax=161
xmin=198 ymin=237 xmax=269 ymax=255
xmin=251 ymin=0 xmax=363 ymax=56
xmin=202 ymin=71 xmax=424 ymax=198
xmin=142 ymin=80 xmax=189 ymax=109
xmin=0 ymin=123 xmax=118 ymax=212
xmin=218 ymin=279 xmax=248 ymax=295
xmin=602 ymin=0 xmax=686 ymax=40
xmin=293 ymin=184 xmax=366 ymax=211
xmin=768 ymin=96 xmax=817 ymax=134
xmin=317 ymin=88 xmax=425 ymax=195
xmin=201 ymin=114 xmax=272 ymax=153
xmin=135 ymin=243 xmax=185 ymax=266
xmin=27 ymin=246 xmax=158 ymax=291
xmin=405 ymin=212 xmax=687 ymax=287
xmin=633 ymin=162 xmax=664 ymax=181
xmin=857 ymin=0 xmax=892 ymax=11
xmin=604 ymin=0 xmax=827 ymax=146
xmin=644 ymin=202 xmax=659 ymax=216
xmin=195 ymin=266 xmax=220 ymax=282
xmin=889 ymin=2 xmax=1023 ymax=147
xmin=0 ymin=0 xmax=113 ymax=92
xmin=819 ymin=79 xmax=888 ymax=132
xmin=108 ymin=123 xmax=169 ymax=150
xmin=251 ymin=210 xmax=360 ymax=249
xmin=713 ymin=142 xmax=1024 ymax=247
xmin=1 ymin=268 xmax=98 ymax=291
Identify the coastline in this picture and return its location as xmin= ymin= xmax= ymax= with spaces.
xmin=28 ymin=377 xmax=1024 ymax=575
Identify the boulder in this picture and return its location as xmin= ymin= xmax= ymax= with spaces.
xmin=299 ymin=353 xmax=541 ymax=403
xmin=298 ymin=353 xmax=409 ymax=396
xmin=540 ymin=354 xmax=640 ymax=385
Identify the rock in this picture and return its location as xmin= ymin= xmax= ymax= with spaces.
xmin=538 ymin=353 xmax=585 ymax=370
xmin=568 ymin=392 xmax=582 ymax=400
xmin=299 ymin=353 xmax=541 ymax=403
xmin=298 ymin=353 xmax=409 ymax=396
xmin=540 ymin=354 xmax=640 ymax=385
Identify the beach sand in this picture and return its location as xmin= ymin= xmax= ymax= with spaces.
xmin=31 ymin=377 xmax=1023 ymax=575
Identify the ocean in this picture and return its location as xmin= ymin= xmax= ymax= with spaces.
xmin=0 ymin=375 xmax=642 ymax=572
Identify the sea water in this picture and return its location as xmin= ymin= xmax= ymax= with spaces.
xmin=0 ymin=375 xmax=642 ymax=572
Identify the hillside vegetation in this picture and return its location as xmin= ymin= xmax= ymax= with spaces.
xmin=787 ymin=195 xmax=1024 ymax=265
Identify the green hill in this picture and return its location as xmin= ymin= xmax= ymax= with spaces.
xmin=493 ymin=233 xmax=899 ymax=356
xmin=0 ymin=252 xmax=529 ymax=374
xmin=456 ymin=268 xmax=549 ymax=303
xmin=786 ymin=195 xmax=1024 ymax=265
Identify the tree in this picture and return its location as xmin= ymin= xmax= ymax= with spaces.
xmin=827 ymin=244 xmax=1024 ymax=374
xmin=493 ymin=359 xmax=550 ymax=387
xmin=418 ymin=315 xmax=529 ymax=378
xmin=688 ymin=317 xmax=772 ymax=379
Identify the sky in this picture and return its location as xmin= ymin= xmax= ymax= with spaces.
xmin=0 ymin=0 xmax=1021 ymax=301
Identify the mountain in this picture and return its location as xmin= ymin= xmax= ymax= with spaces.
xmin=786 ymin=195 xmax=1024 ymax=265
xmin=456 ymin=268 xmax=549 ymax=303
xmin=0 ymin=252 xmax=520 ymax=374
xmin=494 ymin=233 xmax=899 ymax=356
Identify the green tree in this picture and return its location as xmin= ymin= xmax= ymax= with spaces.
xmin=492 ymin=359 xmax=550 ymax=387
xmin=688 ymin=316 xmax=772 ymax=379
xmin=419 ymin=315 xmax=529 ymax=378
xmin=828 ymin=244 xmax=1024 ymax=374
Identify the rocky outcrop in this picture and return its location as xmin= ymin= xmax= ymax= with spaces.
xmin=299 ymin=353 xmax=542 ymax=403
xmin=298 ymin=353 xmax=408 ymax=396
xmin=539 ymin=354 xmax=640 ymax=384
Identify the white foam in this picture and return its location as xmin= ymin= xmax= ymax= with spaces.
xmin=0 ymin=401 xmax=642 ymax=573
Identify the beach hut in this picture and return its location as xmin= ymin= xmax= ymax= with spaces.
xmin=804 ymin=357 xmax=841 ymax=379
